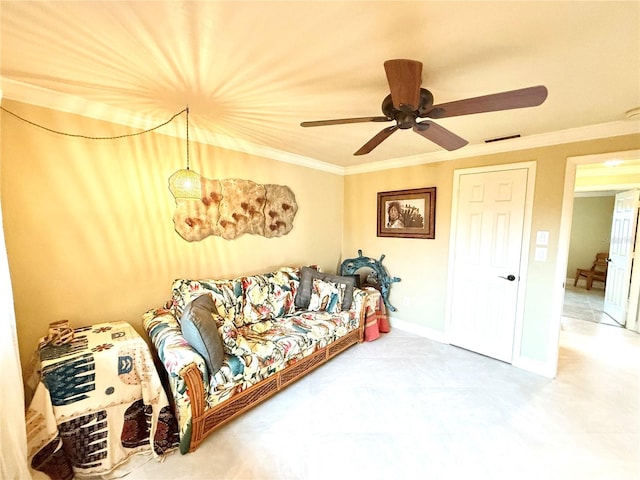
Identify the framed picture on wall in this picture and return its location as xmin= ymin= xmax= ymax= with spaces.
xmin=377 ymin=187 xmax=436 ymax=239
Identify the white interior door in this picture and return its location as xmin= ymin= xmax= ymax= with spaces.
xmin=449 ymin=168 xmax=529 ymax=363
xmin=604 ymin=189 xmax=639 ymax=325
xmin=626 ymin=220 xmax=640 ymax=332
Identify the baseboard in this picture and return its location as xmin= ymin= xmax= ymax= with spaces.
xmin=390 ymin=316 xmax=558 ymax=378
xmin=512 ymin=355 xmax=557 ymax=379
xmin=388 ymin=317 xmax=448 ymax=344
xmin=565 ymin=277 xmax=606 ymax=291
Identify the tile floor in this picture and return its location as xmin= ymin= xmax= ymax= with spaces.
xmin=101 ymin=288 xmax=639 ymax=480
xmin=562 ymin=282 xmax=622 ymax=327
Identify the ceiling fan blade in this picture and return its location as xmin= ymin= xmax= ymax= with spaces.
xmin=413 ymin=121 xmax=468 ymax=151
xmin=354 ymin=125 xmax=398 ymax=156
xmin=384 ymin=59 xmax=422 ymax=111
xmin=426 ymin=85 xmax=548 ymax=119
xmin=300 ymin=116 xmax=390 ymax=127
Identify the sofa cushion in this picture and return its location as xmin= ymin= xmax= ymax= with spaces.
xmin=236 ymin=310 xmax=352 ymax=385
xmin=295 ymin=266 xmax=356 ymax=310
xmin=172 ymin=278 xmax=245 ymax=327
xmin=180 ymin=294 xmax=225 ymax=375
xmin=308 ymin=278 xmax=344 ymax=313
xmin=242 ymin=269 xmax=299 ymax=323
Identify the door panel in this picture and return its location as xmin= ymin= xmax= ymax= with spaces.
xmin=604 ymin=189 xmax=639 ymax=325
xmin=449 ymin=168 xmax=528 ymax=363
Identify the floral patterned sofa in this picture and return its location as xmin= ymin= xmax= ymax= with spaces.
xmin=143 ymin=266 xmax=366 ymax=453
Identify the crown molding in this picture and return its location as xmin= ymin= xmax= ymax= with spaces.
xmin=2 ymin=77 xmax=638 ymax=177
xmin=344 ymin=120 xmax=640 ymax=175
xmin=1 ymin=78 xmax=159 ymax=130
xmin=0 ymin=78 xmax=344 ymax=175
xmin=192 ymin=130 xmax=344 ymax=175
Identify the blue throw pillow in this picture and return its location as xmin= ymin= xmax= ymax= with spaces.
xmin=180 ymin=294 xmax=224 ymax=375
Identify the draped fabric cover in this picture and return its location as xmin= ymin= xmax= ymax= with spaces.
xmin=362 ymin=287 xmax=390 ymax=341
xmin=26 ymin=321 xmax=178 ymax=479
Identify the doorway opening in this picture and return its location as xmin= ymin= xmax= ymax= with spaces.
xmin=557 ymin=150 xmax=640 ymax=350
xmin=564 ymin=191 xmax=620 ymax=328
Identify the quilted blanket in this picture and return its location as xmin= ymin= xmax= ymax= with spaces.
xmin=26 ymin=321 xmax=179 ymax=480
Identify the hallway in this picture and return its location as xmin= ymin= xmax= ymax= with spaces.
xmin=563 ymin=283 xmax=622 ymax=328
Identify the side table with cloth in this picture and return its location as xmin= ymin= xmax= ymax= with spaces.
xmin=363 ymin=287 xmax=390 ymax=341
xmin=26 ymin=321 xmax=179 ymax=480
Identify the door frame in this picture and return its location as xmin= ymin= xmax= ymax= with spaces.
xmin=554 ymin=149 xmax=640 ymax=371
xmin=445 ymin=161 xmax=536 ymax=367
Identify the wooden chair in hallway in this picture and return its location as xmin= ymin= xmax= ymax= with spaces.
xmin=574 ymin=252 xmax=609 ymax=290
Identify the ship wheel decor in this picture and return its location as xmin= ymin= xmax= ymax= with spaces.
xmin=340 ymin=250 xmax=401 ymax=312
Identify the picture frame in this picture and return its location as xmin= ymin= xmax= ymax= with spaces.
xmin=377 ymin=187 xmax=436 ymax=239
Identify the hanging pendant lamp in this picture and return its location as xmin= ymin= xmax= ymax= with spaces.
xmin=168 ymin=106 xmax=201 ymax=199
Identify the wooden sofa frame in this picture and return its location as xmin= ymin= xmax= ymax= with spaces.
xmin=179 ymin=311 xmax=365 ymax=452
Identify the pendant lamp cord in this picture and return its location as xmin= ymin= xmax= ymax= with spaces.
xmin=0 ymin=105 xmax=189 ymax=140
xmin=185 ymin=106 xmax=190 ymax=170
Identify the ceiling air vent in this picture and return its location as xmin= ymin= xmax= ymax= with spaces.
xmin=484 ymin=134 xmax=521 ymax=143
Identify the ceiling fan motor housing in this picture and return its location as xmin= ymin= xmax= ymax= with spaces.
xmin=383 ymin=88 xmax=435 ymax=128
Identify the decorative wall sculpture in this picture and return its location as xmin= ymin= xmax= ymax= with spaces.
xmin=172 ymin=178 xmax=298 ymax=241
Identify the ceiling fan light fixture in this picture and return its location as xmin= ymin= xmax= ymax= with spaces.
xmin=168 ymin=106 xmax=201 ymax=200
xmin=397 ymin=111 xmax=416 ymax=129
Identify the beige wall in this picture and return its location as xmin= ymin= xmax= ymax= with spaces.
xmin=1 ymin=101 xmax=344 ymax=374
xmin=566 ymin=196 xmax=614 ymax=283
xmin=3 ymin=99 xmax=639 ymax=378
xmin=343 ymin=135 xmax=640 ymax=368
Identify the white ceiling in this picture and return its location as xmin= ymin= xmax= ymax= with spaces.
xmin=1 ymin=1 xmax=639 ymax=173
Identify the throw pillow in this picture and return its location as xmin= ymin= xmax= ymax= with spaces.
xmin=294 ymin=266 xmax=356 ymax=310
xmin=180 ymin=294 xmax=224 ymax=375
xmin=308 ymin=278 xmax=345 ymax=313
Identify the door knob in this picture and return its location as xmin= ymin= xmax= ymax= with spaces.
xmin=499 ymin=274 xmax=516 ymax=281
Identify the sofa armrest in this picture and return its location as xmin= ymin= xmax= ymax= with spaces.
xmin=143 ymin=308 xmax=210 ymax=385
xmin=349 ymin=288 xmax=368 ymax=341
xmin=143 ymin=308 xmax=210 ymax=453
xmin=180 ymin=363 xmax=206 ymax=422
xmin=350 ymin=287 xmax=368 ymax=316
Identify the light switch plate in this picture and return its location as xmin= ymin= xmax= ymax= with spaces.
xmin=535 ymin=247 xmax=548 ymax=262
xmin=536 ymin=230 xmax=549 ymax=246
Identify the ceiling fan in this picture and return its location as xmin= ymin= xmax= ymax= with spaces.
xmin=300 ymin=59 xmax=548 ymax=155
